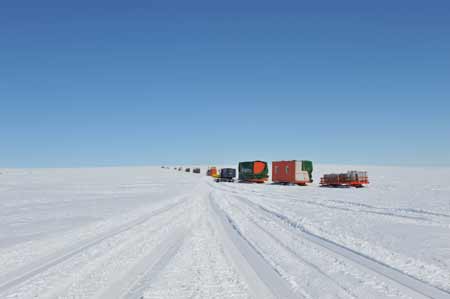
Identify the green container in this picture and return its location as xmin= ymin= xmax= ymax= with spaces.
xmin=301 ymin=160 xmax=313 ymax=181
xmin=238 ymin=161 xmax=269 ymax=181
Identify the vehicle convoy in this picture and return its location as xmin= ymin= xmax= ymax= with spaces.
xmin=272 ymin=160 xmax=313 ymax=185
xmin=320 ymin=171 xmax=369 ymax=187
xmin=216 ymin=168 xmax=236 ymax=183
xmin=174 ymin=160 xmax=369 ymax=190
xmin=238 ymin=161 xmax=269 ymax=183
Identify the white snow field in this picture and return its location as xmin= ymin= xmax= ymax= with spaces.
xmin=0 ymin=165 xmax=449 ymax=299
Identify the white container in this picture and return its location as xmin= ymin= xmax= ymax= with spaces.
xmin=295 ymin=169 xmax=310 ymax=182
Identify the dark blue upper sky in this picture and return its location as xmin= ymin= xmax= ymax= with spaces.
xmin=1 ymin=0 xmax=449 ymax=167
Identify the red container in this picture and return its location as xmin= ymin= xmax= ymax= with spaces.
xmin=272 ymin=161 xmax=310 ymax=185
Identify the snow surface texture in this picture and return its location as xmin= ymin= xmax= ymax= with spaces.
xmin=0 ymin=166 xmax=449 ymax=299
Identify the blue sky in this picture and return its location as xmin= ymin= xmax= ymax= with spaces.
xmin=1 ymin=0 xmax=449 ymax=167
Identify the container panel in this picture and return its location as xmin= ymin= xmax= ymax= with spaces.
xmin=295 ymin=170 xmax=310 ymax=182
xmin=301 ymin=160 xmax=313 ymax=173
xmin=295 ymin=161 xmax=303 ymax=175
xmin=220 ymin=168 xmax=236 ymax=179
xmin=272 ymin=161 xmax=295 ymax=183
xmin=254 ymin=161 xmax=266 ymax=174
xmin=239 ymin=161 xmax=268 ymax=181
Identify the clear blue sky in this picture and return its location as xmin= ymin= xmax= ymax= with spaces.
xmin=1 ymin=0 xmax=449 ymax=167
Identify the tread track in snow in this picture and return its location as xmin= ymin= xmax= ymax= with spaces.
xmin=232 ymin=193 xmax=450 ymax=299
xmin=0 ymin=198 xmax=188 ymax=295
xmin=99 ymin=229 xmax=187 ymax=299
xmin=209 ymin=193 xmax=298 ymax=299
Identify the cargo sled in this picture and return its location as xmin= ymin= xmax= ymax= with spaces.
xmin=320 ymin=171 xmax=369 ymax=187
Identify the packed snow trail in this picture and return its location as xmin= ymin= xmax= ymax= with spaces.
xmin=208 ymin=193 xmax=298 ymax=299
xmin=100 ymin=229 xmax=186 ymax=299
xmin=209 ymin=185 xmax=450 ymax=299
xmin=0 ymin=197 xmax=187 ymax=294
xmin=210 ymin=176 xmax=450 ymax=292
xmin=0 ymin=166 xmax=449 ymax=298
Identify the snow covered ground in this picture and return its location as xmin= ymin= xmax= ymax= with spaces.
xmin=0 ymin=165 xmax=449 ymax=299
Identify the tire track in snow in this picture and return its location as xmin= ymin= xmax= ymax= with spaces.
xmin=210 ymin=182 xmax=446 ymax=224
xmin=140 ymin=187 xmax=252 ymax=299
xmin=0 ymin=197 xmax=188 ymax=295
xmin=43 ymin=209 xmax=188 ymax=299
xmin=210 ymin=181 xmax=450 ymax=292
xmin=99 ymin=229 xmax=187 ymax=299
xmin=217 ymin=191 xmax=360 ymax=299
xmin=209 ymin=192 xmax=299 ymax=299
xmin=328 ymin=199 xmax=450 ymax=219
xmin=233 ymin=193 xmax=450 ymax=299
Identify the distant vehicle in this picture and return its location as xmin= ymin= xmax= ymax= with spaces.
xmin=216 ymin=168 xmax=236 ymax=183
xmin=193 ymin=168 xmax=201 ymax=174
xmin=185 ymin=168 xmax=191 ymax=172
xmin=212 ymin=169 xmax=220 ymax=178
xmin=238 ymin=161 xmax=269 ymax=183
xmin=207 ymin=167 xmax=218 ymax=178
xmin=178 ymin=167 xmax=183 ymax=171
xmin=272 ymin=160 xmax=313 ymax=185
xmin=320 ymin=171 xmax=369 ymax=188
